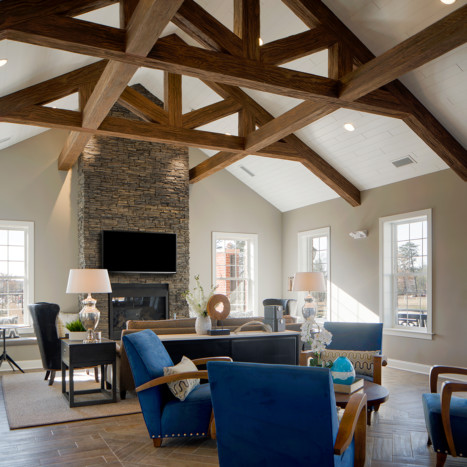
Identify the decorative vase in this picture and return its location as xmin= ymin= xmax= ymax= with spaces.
xmin=195 ymin=315 xmax=212 ymax=335
xmin=331 ymin=356 xmax=356 ymax=385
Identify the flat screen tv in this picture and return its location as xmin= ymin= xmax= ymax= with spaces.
xmin=102 ymin=230 xmax=177 ymax=274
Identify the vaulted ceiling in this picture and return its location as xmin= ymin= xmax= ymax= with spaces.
xmin=0 ymin=0 xmax=466 ymax=211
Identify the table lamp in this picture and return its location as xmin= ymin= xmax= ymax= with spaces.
xmin=66 ymin=269 xmax=112 ymax=343
xmin=292 ymin=272 xmax=326 ymax=319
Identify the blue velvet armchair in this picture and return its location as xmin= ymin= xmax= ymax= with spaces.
xmin=123 ymin=329 xmax=231 ymax=447
xmin=422 ymin=365 xmax=467 ymax=467
xmin=208 ymin=361 xmax=367 ymax=467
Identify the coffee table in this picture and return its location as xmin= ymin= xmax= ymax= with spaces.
xmin=335 ymin=380 xmax=389 ymax=425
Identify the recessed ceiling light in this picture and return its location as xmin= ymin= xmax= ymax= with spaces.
xmin=225 ymin=132 xmax=231 ymax=136
xmin=240 ymin=165 xmax=255 ymax=177
xmin=440 ymin=0 xmax=456 ymax=4
xmin=344 ymin=123 xmax=355 ymax=132
xmin=259 ymin=38 xmax=264 ymax=46
xmin=0 ymin=59 xmax=7 ymax=67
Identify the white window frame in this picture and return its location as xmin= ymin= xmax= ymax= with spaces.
xmin=0 ymin=220 xmax=34 ymax=332
xmin=212 ymin=232 xmax=258 ymax=316
xmin=379 ymin=209 xmax=433 ymax=340
xmin=297 ymin=227 xmax=331 ymax=322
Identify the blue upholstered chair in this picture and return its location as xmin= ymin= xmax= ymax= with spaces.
xmin=123 ymin=329 xmax=231 ymax=447
xmin=208 ymin=361 xmax=367 ymax=467
xmin=302 ymin=322 xmax=386 ymax=384
xmin=422 ymin=365 xmax=467 ymax=467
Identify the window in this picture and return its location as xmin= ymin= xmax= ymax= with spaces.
xmin=0 ymin=220 xmax=34 ymax=328
xmin=380 ymin=210 xmax=432 ymax=339
xmin=298 ymin=227 xmax=330 ymax=320
xmin=212 ymin=232 xmax=258 ymax=317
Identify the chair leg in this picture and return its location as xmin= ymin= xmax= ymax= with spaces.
xmin=44 ymin=370 xmax=50 ymax=381
xmin=120 ymin=390 xmax=126 ymax=400
xmin=48 ymin=370 xmax=56 ymax=386
xmin=374 ymin=403 xmax=381 ymax=413
xmin=153 ymin=438 xmax=162 ymax=447
xmin=208 ymin=410 xmax=216 ymax=439
xmin=427 ymin=435 xmax=432 ymax=446
xmin=436 ymin=452 xmax=447 ymax=467
xmin=94 ymin=367 xmax=99 ymax=382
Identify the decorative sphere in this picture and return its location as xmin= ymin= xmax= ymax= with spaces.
xmin=331 ymin=356 xmax=356 ymax=385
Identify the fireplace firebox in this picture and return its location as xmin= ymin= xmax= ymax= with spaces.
xmin=109 ymin=283 xmax=168 ymax=340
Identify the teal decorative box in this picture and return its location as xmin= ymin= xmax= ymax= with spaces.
xmin=330 ymin=356 xmax=356 ymax=385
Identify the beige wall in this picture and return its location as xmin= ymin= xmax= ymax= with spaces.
xmin=0 ymin=129 xmax=80 ymax=365
xmin=282 ymin=169 xmax=467 ymax=367
xmin=189 ymin=148 xmax=283 ymax=315
xmin=0 ymin=129 xmax=79 ymax=312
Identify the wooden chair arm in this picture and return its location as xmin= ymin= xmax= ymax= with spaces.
xmin=334 ymin=392 xmax=367 ymax=467
xmin=429 ymin=365 xmax=467 ymax=393
xmin=192 ymin=356 xmax=233 ymax=366
xmin=136 ymin=370 xmax=208 ymax=393
xmin=300 ymin=350 xmax=315 ymax=366
xmin=440 ymin=381 xmax=467 ymax=457
xmin=373 ymin=354 xmax=387 ymax=385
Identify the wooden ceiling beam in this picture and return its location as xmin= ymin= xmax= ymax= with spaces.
xmin=0 ymin=0 xmax=116 ymax=29
xmin=0 ymin=61 xmax=107 ymax=111
xmin=340 ymin=5 xmax=467 ymax=101
xmin=261 ymin=27 xmax=337 ymax=66
xmin=117 ymin=86 xmax=169 ymax=125
xmin=234 ymin=0 xmax=260 ymax=61
xmin=5 ymin=18 xmax=338 ymax=102
xmin=283 ymin=0 xmax=467 ymax=181
xmin=1 ymin=106 xmax=246 ymax=153
xmin=57 ymin=0 xmax=184 ymax=170
xmin=164 ymin=72 xmax=182 ymax=127
xmin=172 ymin=0 xmax=242 ymax=56
xmin=189 ymin=152 xmax=244 ymax=183
xmin=6 ymin=20 xmax=402 ymax=116
xmin=182 ymin=98 xmax=242 ymax=130
xmin=203 ymin=80 xmax=361 ymax=206
xmin=328 ymin=42 xmax=352 ymax=80
xmin=245 ymin=101 xmax=338 ymax=153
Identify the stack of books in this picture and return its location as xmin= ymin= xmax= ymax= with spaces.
xmin=334 ymin=377 xmax=364 ymax=394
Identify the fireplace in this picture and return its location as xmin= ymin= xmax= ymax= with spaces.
xmin=109 ymin=283 xmax=168 ymax=340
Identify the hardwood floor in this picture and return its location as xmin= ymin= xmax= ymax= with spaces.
xmin=0 ymin=367 xmax=465 ymax=466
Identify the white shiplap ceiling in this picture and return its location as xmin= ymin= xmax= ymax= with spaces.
xmin=0 ymin=0 xmax=465 ymax=212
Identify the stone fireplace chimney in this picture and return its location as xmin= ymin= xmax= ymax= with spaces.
xmin=77 ymin=85 xmax=189 ymax=337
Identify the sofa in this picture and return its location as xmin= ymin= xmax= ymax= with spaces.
xmin=117 ymin=316 xmax=301 ymax=398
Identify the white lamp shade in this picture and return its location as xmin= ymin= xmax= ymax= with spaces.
xmin=66 ymin=269 xmax=112 ymax=294
xmin=292 ymin=272 xmax=326 ymax=293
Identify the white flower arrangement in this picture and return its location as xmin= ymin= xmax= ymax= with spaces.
xmin=300 ymin=317 xmax=333 ymax=366
xmin=182 ymin=275 xmax=218 ymax=317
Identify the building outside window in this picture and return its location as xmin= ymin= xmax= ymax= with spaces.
xmin=0 ymin=220 xmax=34 ymax=329
xmin=379 ymin=209 xmax=432 ymax=339
xmin=212 ymin=232 xmax=258 ymax=317
xmin=297 ymin=227 xmax=330 ymax=320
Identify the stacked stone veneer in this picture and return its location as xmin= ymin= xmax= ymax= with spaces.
xmin=77 ymin=84 xmax=189 ymax=337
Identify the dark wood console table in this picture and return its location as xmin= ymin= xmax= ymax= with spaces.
xmin=159 ymin=331 xmax=300 ymax=366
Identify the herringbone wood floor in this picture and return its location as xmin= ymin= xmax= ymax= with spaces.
xmin=0 ymin=367 xmax=465 ymax=466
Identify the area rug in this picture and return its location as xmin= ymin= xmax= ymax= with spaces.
xmin=1 ymin=371 xmax=141 ymax=429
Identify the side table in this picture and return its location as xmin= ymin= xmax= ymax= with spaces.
xmin=61 ymin=339 xmax=117 ymax=407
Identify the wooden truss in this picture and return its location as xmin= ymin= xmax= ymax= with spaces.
xmin=0 ymin=0 xmax=466 ymax=207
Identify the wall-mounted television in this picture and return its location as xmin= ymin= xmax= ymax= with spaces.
xmin=102 ymin=230 xmax=177 ymax=274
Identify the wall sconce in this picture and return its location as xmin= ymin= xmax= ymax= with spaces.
xmin=349 ymin=230 xmax=368 ymax=239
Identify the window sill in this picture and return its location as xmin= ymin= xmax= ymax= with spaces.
xmin=383 ymin=328 xmax=433 ymax=340
xmin=4 ymin=336 xmax=37 ymax=346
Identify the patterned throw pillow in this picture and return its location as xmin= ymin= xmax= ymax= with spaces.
xmin=0 ymin=316 xmax=19 ymax=338
xmin=321 ymin=349 xmax=377 ymax=377
xmin=163 ymin=356 xmax=200 ymax=401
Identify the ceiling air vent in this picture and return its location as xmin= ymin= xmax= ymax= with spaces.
xmin=392 ymin=155 xmax=416 ymax=168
